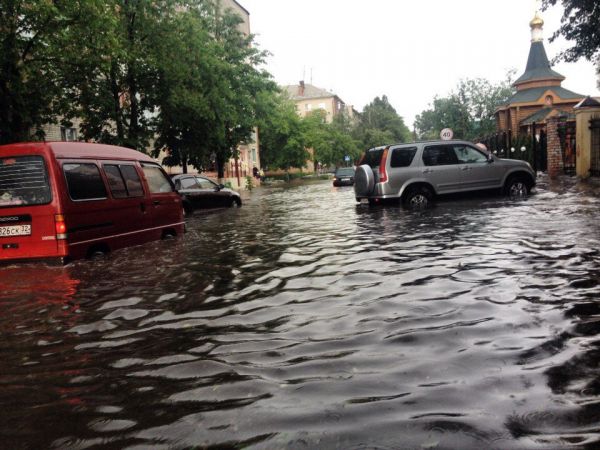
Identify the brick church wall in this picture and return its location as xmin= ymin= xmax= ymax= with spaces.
xmin=547 ymin=116 xmax=563 ymax=177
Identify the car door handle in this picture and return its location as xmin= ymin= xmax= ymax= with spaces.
xmin=422 ymin=169 xmax=433 ymax=174
xmin=153 ymin=200 xmax=161 ymax=205
xmin=460 ymin=166 xmax=472 ymax=171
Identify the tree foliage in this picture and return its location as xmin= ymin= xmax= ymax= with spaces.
xmin=414 ymin=75 xmax=515 ymax=141
xmin=541 ymin=0 xmax=600 ymax=89
xmin=256 ymin=90 xmax=308 ymax=172
xmin=63 ymin=0 xmax=170 ymax=150
xmin=355 ymin=95 xmax=411 ymax=149
xmin=303 ymin=110 xmax=360 ymax=167
xmin=0 ymin=0 xmax=277 ymax=178
xmin=0 ymin=1 xmax=111 ymax=144
xmin=151 ymin=2 xmax=275 ymax=175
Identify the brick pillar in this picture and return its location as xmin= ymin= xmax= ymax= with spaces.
xmin=547 ymin=117 xmax=563 ymax=178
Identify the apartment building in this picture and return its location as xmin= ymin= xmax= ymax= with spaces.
xmin=283 ymin=81 xmax=355 ymax=123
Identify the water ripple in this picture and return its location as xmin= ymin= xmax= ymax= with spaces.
xmin=3 ymin=176 xmax=600 ymax=448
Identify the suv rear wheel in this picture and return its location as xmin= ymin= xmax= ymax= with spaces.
xmin=403 ymin=186 xmax=433 ymax=209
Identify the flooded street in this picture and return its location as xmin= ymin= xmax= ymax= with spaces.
xmin=3 ymin=177 xmax=600 ymax=449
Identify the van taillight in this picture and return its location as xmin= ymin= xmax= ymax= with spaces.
xmin=55 ymin=214 xmax=67 ymax=239
xmin=379 ymin=148 xmax=389 ymax=183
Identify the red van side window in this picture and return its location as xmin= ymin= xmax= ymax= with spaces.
xmin=120 ymin=165 xmax=144 ymax=197
xmin=104 ymin=164 xmax=144 ymax=198
xmin=63 ymin=163 xmax=107 ymax=201
xmin=104 ymin=165 xmax=128 ymax=198
xmin=141 ymin=164 xmax=174 ymax=193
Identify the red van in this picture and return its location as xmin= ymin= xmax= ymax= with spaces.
xmin=0 ymin=142 xmax=185 ymax=263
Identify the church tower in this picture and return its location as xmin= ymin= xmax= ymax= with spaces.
xmin=495 ymin=11 xmax=584 ymax=134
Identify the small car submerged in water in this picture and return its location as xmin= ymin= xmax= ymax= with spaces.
xmin=333 ymin=167 xmax=355 ymax=187
xmin=172 ymin=174 xmax=242 ymax=214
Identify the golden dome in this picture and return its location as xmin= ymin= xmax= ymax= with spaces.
xmin=530 ymin=12 xmax=544 ymax=28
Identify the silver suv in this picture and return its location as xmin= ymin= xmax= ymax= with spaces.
xmin=354 ymin=140 xmax=536 ymax=208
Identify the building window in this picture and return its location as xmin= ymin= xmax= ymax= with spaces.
xmin=61 ymin=127 xmax=77 ymax=141
xmin=318 ymin=103 xmax=325 ymax=109
xmin=545 ymin=95 xmax=554 ymax=106
xmin=306 ymin=104 xmax=312 ymax=111
xmin=251 ymin=149 xmax=257 ymax=163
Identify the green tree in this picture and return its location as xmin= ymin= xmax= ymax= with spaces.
xmin=199 ymin=1 xmax=276 ymax=178
xmin=64 ymin=0 xmax=177 ymax=150
xmin=355 ymin=95 xmax=411 ymax=149
xmin=152 ymin=9 xmax=216 ymax=173
xmin=542 ymin=0 xmax=600 ymax=89
xmin=0 ymin=1 xmax=110 ymax=144
xmin=256 ymin=90 xmax=308 ymax=174
xmin=415 ymin=75 xmax=514 ymax=140
xmin=302 ymin=110 xmax=359 ymax=167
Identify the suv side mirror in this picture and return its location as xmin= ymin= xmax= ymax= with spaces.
xmin=487 ymin=153 xmax=494 ymax=163
xmin=218 ymin=183 xmax=225 ymax=190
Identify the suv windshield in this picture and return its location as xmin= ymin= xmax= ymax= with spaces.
xmin=0 ymin=155 xmax=51 ymax=207
xmin=361 ymin=148 xmax=384 ymax=168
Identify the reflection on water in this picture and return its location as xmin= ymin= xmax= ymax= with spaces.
xmin=2 ymin=176 xmax=600 ymax=449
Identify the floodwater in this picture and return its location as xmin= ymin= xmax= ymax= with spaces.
xmin=3 ymin=176 xmax=600 ymax=450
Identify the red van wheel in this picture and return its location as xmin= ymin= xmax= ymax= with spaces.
xmin=87 ymin=244 xmax=109 ymax=259
xmin=162 ymin=229 xmax=176 ymax=239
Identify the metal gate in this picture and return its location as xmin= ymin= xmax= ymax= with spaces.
xmin=591 ymin=117 xmax=600 ymax=177
xmin=558 ymin=120 xmax=576 ymax=175
xmin=533 ymin=128 xmax=547 ymax=172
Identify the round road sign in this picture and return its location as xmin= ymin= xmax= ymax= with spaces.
xmin=440 ymin=128 xmax=453 ymax=140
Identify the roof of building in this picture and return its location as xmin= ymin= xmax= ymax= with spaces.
xmin=519 ymin=107 xmax=574 ymax=125
xmin=283 ymin=83 xmax=337 ymax=101
xmin=229 ymin=0 xmax=249 ymax=16
xmin=514 ymin=41 xmax=565 ymax=85
xmin=574 ymin=96 xmax=600 ymax=109
xmin=502 ymin=85 xmax=584 ymax=106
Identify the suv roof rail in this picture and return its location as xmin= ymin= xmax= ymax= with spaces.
xmin=367 ymin=139 xmax=472 ymax=151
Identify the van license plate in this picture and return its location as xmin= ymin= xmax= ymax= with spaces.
xmin=0 ymin=224 xmax=31 ymax=237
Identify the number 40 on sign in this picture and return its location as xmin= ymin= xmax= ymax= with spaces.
xmin=440 ymin=128 xmax=453 ymax=140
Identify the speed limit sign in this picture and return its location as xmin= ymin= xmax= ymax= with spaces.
xmin=440 ymin=128 xmax=453 ymax=140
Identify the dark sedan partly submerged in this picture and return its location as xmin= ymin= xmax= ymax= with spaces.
xmin=333 ymin=167 xmax=355 ymax=187
xmin=172 ymin=174 xmax=242 ymax=214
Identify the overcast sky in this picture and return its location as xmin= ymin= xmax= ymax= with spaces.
xmin=240 ymin=0 xmax=600 ymax=127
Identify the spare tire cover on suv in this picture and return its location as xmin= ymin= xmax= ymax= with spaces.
xmin=354 ymin=164 xmax=375 ymax=195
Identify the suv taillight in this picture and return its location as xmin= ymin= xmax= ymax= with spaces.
xmin=378 ymin=148 xmax=389 ymax=183
xmin=55 ymin=214 xmax=67 ymax=240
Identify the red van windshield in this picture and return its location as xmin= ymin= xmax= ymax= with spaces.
xmin=0 ymin=155 xmax=52 ymax=208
